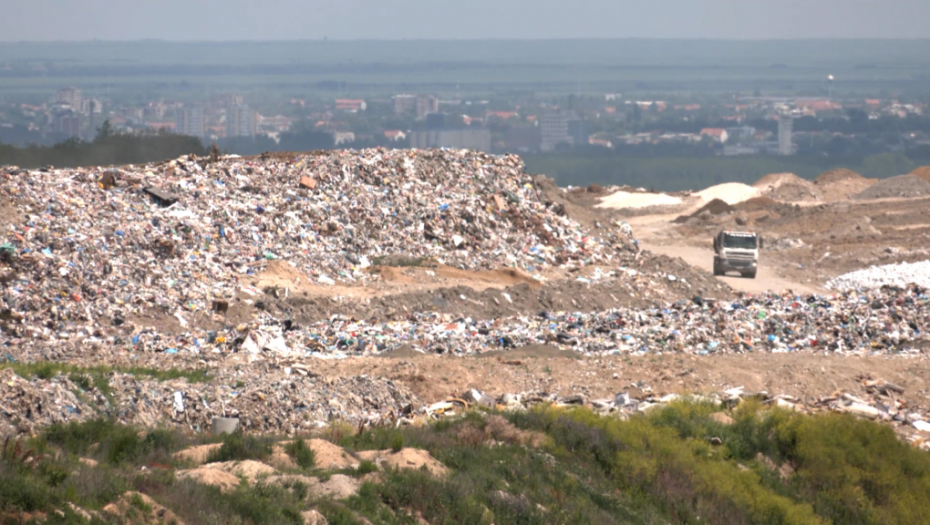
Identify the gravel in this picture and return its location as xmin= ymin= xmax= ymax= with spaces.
xmin=826 ymin=260 xmax=930 ymax=290
xmin=853 ymin=174 xmax=930 ymax=200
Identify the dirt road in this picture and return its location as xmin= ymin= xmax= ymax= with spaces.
xmin=642 ymin=242 xmax=822 ymax=295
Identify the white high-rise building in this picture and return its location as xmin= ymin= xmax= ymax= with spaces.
xmin=540 ymin=113 xmax=572 ymax=151
xmin=56 ymin=87 xmax=83 ymax=113
xmin=415 ymin=94 xmax=438 ymax=120
xmin=778 ymin=114 xmax=794 ymax=155
xmin=226 ymin=104 xmax=258 ymax=138
xmin=175 ymin=105 xmax=205 ymax=138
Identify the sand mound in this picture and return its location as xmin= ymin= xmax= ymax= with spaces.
xmin=753 ymin=172 xmax=800 ymax=188
xmin=735 ymin=196 xmax=779 ymax=212
xmin=814 ymin=168 xmax=876 ymax=201
xmin=307 ymin=438 xmax=357 ymax=469
xmin=672 ymin=198 xmax=734 ymax=224
xmin=596 ymin=191 xmax=681 ymax=209
xmin=695 ymin=183 xmax=759 ymax=205
xmin=103 ymin=492 xmax=184 ymax=525
xmin=695 ymin=198 xmax=735 ymax=215
xmin=853 ymin=174 xmax=930 ymax=200
xmin=377 ymin=344 xmax=426 ymax=358
xmin=173 ymin=443 xmax=222 ymax=465
xmin=356 ymin=448 xmax=448 ymax=477
xmin=204 ymin=460 xmax=278 ymax=482
xmin=176 ymin=467 xmax=241 ymax=492
xmin=910 ymin=166 xmax=930 ymax=182
xmin=475 ymin=344 xmax=577 ymax=359
xmin=753 ymin=173 xmax=821 ymax=202
xmin=815 ymin=168 xmax=867 ymax=185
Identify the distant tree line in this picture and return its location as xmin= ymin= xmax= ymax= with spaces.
xmin=0 ymin=122 xmax=206 ymax=169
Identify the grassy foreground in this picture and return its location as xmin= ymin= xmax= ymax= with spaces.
xmin=2 ymin=400 xmax=930 ymax=524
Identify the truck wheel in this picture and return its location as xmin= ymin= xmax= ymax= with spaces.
xmin=743 ymin=270 xmax=757 ymax=279
xmin=713 ymin=261 xmax=722 ymax=276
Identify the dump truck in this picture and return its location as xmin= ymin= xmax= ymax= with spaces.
xmin=713 ymin=230 xmax=762 ymax=278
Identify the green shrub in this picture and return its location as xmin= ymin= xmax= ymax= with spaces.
xmin=356 ymin=461 xmax=378 ymax=475
xmin=207 ymin=431 xmax=272 ymax=463
xmin=390 ymin=434 xmax=405 ymax=453
xmin=0 ymin=464 xmax=55 ymax=512
xmin=226 ymin=483 xmax=303 ymax=525
xmin=284 ymin=438 xmax=316 ymax=470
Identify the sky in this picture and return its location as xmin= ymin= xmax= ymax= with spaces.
xmin=2 ymin=0 xmax=928 ymax=41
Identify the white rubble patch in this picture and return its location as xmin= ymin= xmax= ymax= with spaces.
xmin=826 ymin=260 xmax=930 ymax=290
xmin=596 ymin=191 xmax=681 ymax=209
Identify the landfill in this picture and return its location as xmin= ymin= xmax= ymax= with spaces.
xmin=5 ymin=149 xmax=930 ymax=438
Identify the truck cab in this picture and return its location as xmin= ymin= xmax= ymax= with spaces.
xmin=713 ymin=230 xmax=762 ymax=279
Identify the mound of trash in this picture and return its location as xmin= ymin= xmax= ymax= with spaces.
xmin=0 ymin=150 xmax=639 ymax=341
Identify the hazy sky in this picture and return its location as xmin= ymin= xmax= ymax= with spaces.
xmin=3 ymin=0 xmax=928 ymax=41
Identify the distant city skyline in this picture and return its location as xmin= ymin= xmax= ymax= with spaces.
xmin=2 ymin=0 xmax=929 ymax=41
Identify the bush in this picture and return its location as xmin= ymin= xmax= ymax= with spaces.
xmin=207 ymin=431 xmax=272 ymax=463
xmin=390 ymin=434 xmax=404 ymax=453
xmin=356 ymin=461 xmax=378 ymax=475
xmin=44 ymin=419 xmax=182 ymax=466
xmin=284 ymin=438 xmax=316 ymax=470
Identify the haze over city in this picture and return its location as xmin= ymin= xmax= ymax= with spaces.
xmin=3 ymin=0 xmax=930 ymax=40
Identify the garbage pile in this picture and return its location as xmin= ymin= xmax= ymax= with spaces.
xmin=0 ymin=367 xmax=95 ymax=435
xmin=0 ymin=366 xmax=420 ymax=436
xmin=0 ymin=150 xmax=654 ymax=344
xmin=3 ymin=283 xmax=927 ymax=367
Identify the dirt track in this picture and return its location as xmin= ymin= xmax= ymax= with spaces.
xmin=643 ymin=242 xmax=822 ymax=296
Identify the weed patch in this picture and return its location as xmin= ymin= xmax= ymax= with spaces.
xmin=284 ymin=438 xmax=316 ymax=470
xmin=207 ymin=431 xmax=272 ymax=463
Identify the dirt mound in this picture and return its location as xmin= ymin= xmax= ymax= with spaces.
xmin=814 ymin=168 xmax=876 ymax=201
xmin=376 ymin=344 xmax=427 ymax=359
xmin=910 ymin=166 xmax=930 ymax=182
xmin=173 ymin=443 xmax=222 ymax=465
xmin=307 ymin=438 xmax=357 ymax=470
xmin=176 ymin=467 xmax=240 ymax=492
xmin=853 ymin=174 xmax=930 ymax=200
xmin=674 ymin=199 xmax=734 ymax=223
xmin=205 ymin=460 xmax=278 ymax=482
xmin=735 ymin=196 xmax=779 ymax=212
xmin=753 ymin=172 xmax=800 ymax=188
xmin=356 ymin=448 xmax=448 ymax=477
xmin=475 ymin=344 xmax=577 ymax=359
xmin=103 ymin=492 xmax=184 ymax=525
xmin=815 ymin=168 xmax=867 ymax=185
xmin=753 ymin=173 xmax=821 ymax=202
